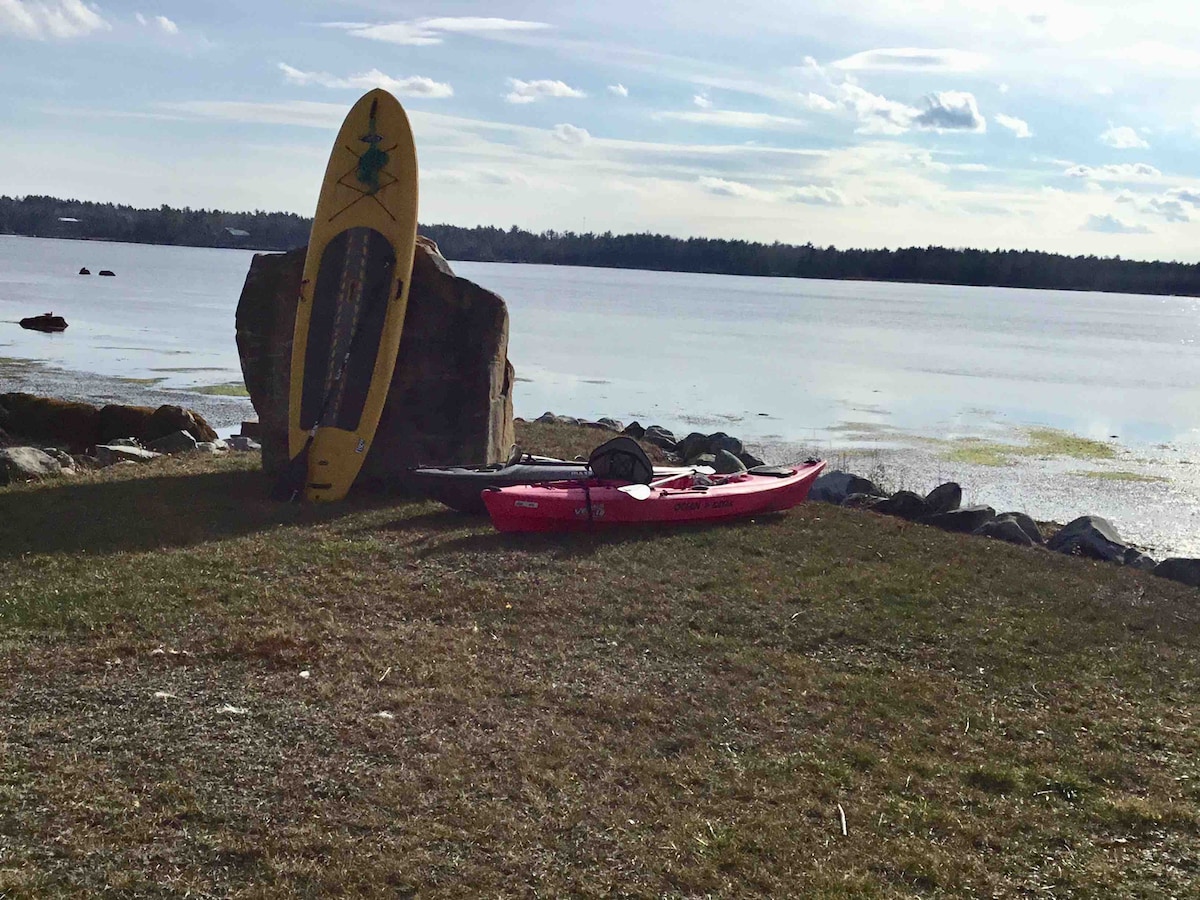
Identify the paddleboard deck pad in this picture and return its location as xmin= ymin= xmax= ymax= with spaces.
xmin=287 ymin=89 xmax=418 ymax=501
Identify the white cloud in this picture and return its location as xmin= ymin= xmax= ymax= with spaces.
xmin=328 ymin=16 xmax=551 ymax=46
xmin=1169 ymin=187 xmax=1200 ymax=205
xmin=659 ymin=109 xmax=808 ymax=130
xmin=1111 ymin=41 xmax=1200 ymax=70
xmin=784 ymin=185 xmax=848 ymax=206
xmin=608 ymin=84 xmax=628 ymax=97
xmin=1082 ymin=213 xmax=1151 ymax=234
xmin=505 ymin=78 xmax=585 ymax=104
xmin=279 ymin=63 xmax=453 ymax=98
xmin=1064 ymin=163 xmax=1161 ymax=180
xmin=1119 ymin=190 xmax=1191 ymax=222
xmin=697 ymin=176 xmax=764 ymax=199
xmin=693 ymin=94 xmax=712 ymax=109
xmin=799 ymin=92 xmax=837 ymax=112
xmin=1099 ymin=125 xmax=1149 ymax=149
xmin=995 ymin=113 xmax=1032 ymax=138
xmin=0 ymin=0 xmax=109 ymax=39
xmin=153 ymin=14 xmax=176 ymax=34
xmin=912 ymin=91 xmax=986 ymax=133
xmin=551 ymin=123 xmax=591 ymax=145
xmin=832 ymin=47 xmax=988 ymax=72
xmin=834 ymin=82 xmax=918 ymax=134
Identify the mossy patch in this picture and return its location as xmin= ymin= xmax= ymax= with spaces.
xmin=188 ymin=382 xmax=250 ymax=397
xmin=117 ymin=376 xmax=166 ymax=386
xmin=1071 ymin=470 xmax=1167 ymax=483
xmin=938 ymin=427 xmax=1116 ymax=467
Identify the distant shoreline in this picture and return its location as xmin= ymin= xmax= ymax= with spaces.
xmin=5 ymin=193 xmax=1200 ymax=297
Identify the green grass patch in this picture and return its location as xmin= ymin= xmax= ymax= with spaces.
xmin=1 ymin=421 xmax=1199 ymax=896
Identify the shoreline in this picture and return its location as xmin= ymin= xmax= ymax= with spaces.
xmin=4 ymin=357 xmax=1199 ymax=557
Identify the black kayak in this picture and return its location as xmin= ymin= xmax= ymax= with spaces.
xmin=408 ymin=458 xmax=593 ymax=513
xmin=409 ymin=437 xmax=687 ymax=514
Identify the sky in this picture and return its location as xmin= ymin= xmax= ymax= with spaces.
xmin=3 ymin=1 xmax=1200 ymax=260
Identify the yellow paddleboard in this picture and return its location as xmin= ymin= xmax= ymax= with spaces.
xmin=287 ymin=89 xmax=418 ymax=502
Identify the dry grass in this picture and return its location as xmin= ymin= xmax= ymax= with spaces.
xmin=2 ymin=424 xmax=1199 ymax=897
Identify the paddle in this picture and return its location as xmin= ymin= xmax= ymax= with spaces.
xmin=616 ymin=466 xmax=717 ymax=501
xmin=270 ymin=264 xmax=388 ymax=502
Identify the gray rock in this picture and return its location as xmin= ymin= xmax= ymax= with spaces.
xmin=921 ymin=505 xmax=996 ymax=534
xmin=675 ymin=432 xmax=710 ymax=461
xmin=924 ymin=482 xmax=962 ymax=516
xmin=708 ymin=432 xmax=744 ymax=457
xmin=622 ymin=421 xmax=646 ymax=439
xmin=1124 ymin=548 xmax=1158 ymax=571
xmin=713 ymin=449 xmax=747 ymax=474
xmin=810 ymin=470 xmax=886 ymax=505
xmin=974 ymin=518 xmax=1035 ymax=547
xmin=1046 ymin=515 xmax=1126 ymax=563
xmin=1153 ymin=558 xmax=1200 ymax=587
xmin=240 ymin=421 xmax=261 ymax=439
xmin=40 ymin=447 xmax=75 ymax=470
xmin=0 ymin=447 xmax=62 ymax=485
xmin=841 ymin=492 xmax=886 ymax=511
xmin=995 ymin=512 xmax=1044 ymax=545
xmin=738 ymin=450 xmax=766 ymax=469
xmin=94 ymin=445 xmax=162 ymax=466
xmin=596 ymin=417 xmax=624 ymax=433
xmin=107 ymin=437 xmax=142 ymax=448
xmin=685 ymin=452 xmax=718 ymax=468
xmin=146 ymin=430 xmax=198 ymax=454
xmin=643 ymin=426 xmax=678 ymax=451
xmin=226 ymin=435 xmax=261 ymax=452
xmin=873 ymin=490 xmax=929 ymax=521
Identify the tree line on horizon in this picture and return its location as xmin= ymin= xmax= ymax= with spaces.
xmin=3 ymin=193 xmax=1199 ymax=297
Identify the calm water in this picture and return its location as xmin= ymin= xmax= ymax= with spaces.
xmin=3 ymin=235 xmax=1200 ymax=447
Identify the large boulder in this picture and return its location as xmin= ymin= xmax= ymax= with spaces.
xmin=1153 ymin=558 xmax=1200 ymax=588
xmin=811 ymin=470 xmax=886 ymax=505
xmin=0 ymin=447 xmax=63 ymax=485
xmin=920 ymin=505 xmax=996 ymax=534
xmin=235 ymin=236 xmax=515 ymax=485
xmin=1046 ymin=515 xmax=1126 ymax=563
xmin=873 ymin=490 xmax=928 ymax=521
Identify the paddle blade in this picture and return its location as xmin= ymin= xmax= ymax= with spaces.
xmin=617 ymin=484 xmax=653 ymax=501
xmin=270 ymin=443 xmax=311 ymax=502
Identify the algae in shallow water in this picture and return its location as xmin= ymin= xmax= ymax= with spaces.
xmin=939 ymin=427 xmax=1116 ymax=467
xmin=1072 ymin=470 xmax=1167 ymax=483
xmin=188 ymin=382 xmax=250 ymax=397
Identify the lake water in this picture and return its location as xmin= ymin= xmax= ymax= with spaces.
xmin=3 ymin=235 xmax=1200 ymax=554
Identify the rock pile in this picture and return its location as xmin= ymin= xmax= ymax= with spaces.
xmin=810 ymin=468 xmax=1200 ymax=591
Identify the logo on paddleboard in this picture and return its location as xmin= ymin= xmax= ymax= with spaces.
xmin=356 ymin=106 xmax=389 ymax=195
xmin=356 ymin=439 xmax=366 ymax=453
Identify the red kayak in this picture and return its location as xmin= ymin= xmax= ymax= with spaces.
xmin=482 ymin=461 xmax=826 ymax=533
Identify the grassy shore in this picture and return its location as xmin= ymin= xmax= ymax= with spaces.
xmin=2 ymin=422 xmax=1199 ymax=897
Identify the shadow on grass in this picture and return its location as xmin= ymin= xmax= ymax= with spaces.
xmin=0 ymin=467 xmax=412 ymax=559
xmin=408 ymin=511 xmax=788 ymax=561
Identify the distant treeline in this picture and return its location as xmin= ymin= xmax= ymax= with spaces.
xmin=4 ymin=194 xmax=1200 ymax=296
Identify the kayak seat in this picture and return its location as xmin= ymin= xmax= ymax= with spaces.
xmin=588 ymin=436 xmax=654 ymax=484
xmin=748 ymin=465 xmax=796 ymax=478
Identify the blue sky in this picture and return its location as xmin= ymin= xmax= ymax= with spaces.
xmin=3 ymin=0 xmax=1200 ymax=260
